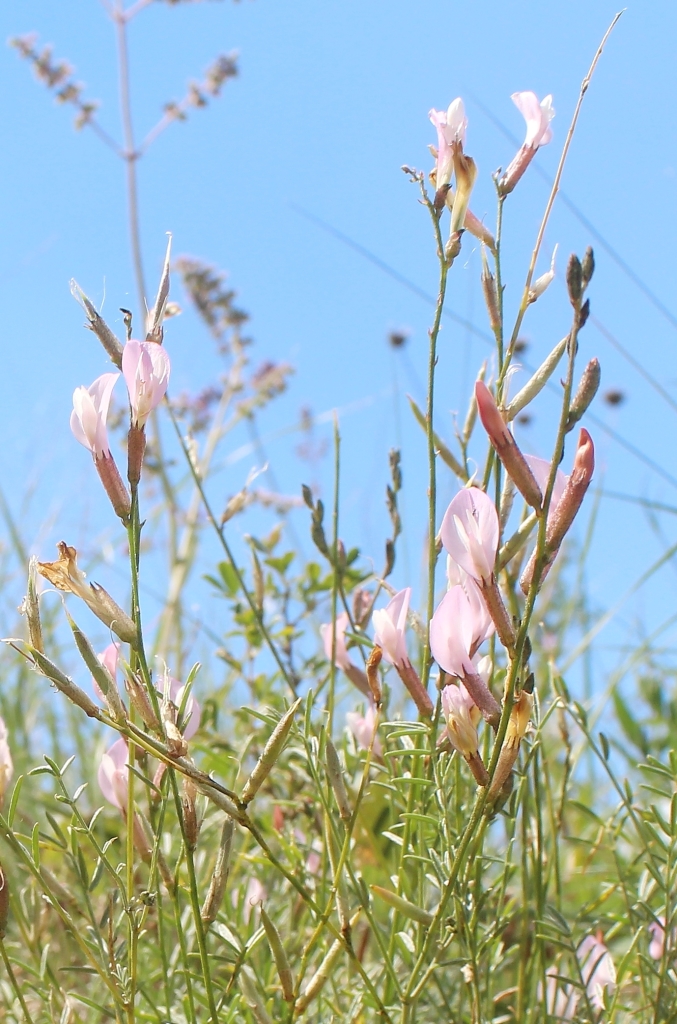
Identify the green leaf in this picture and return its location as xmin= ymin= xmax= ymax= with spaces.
xmin=217 ymin=560 xmax=241 ymax=597
xmin=612 ymin=690 xmax=649 ymax=755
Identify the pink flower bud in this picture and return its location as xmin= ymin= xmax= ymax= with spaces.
xmin=122 ymin=340 xmax=171 ymax=428
xmin=320 ymin=612 xmax=352 ymax=672
xmin=346 ymin=704 xmax=382 ymax=758
xmin=0 ymin=718 xmax=13 ymax=809
xmin=475 ymin=381 xmax=542 ymax=509
xmin=70 ymin=373 xmax=119 ymax=459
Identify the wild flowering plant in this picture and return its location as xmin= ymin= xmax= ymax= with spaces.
xmin=1 ymin=7 xmax=675 ymax=1024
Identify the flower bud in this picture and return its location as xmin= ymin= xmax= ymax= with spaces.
xmin=565 ymin=358 xmax=600 ymax=433
xmin=260 ymin=905 xmax=294 ymax=1002
xmin=124 ymin=674 xmax=161 ymax=732
xmin=481 ymin=250 xmax=500 ymax=333
xmin=450 ymin=152 xmax=477 ymax=236
xmin=528 ymin=245 xmax=557 ymax=304
xmin=181 ymin=778 xmax=200 ymax=851
xmin=21 ymin=556 xmax=44 ymax=654
xmin=488 ymin=686 xmax=534 ymax=801
xmin=566 ymin=254 xmax=583 ymax=305
xmin=70 ymin=279 xmax=125 ymax=368
xmin=581 ymin=246 xmax=595 ymax=287
xmin=475 ymin=382 xmax=542 ymax=510
xmin=365 ymin=645 xmax=382 ymax=704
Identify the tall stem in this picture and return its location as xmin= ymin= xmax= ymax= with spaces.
xmin=114 ymin=1 xmax=147 ymax=318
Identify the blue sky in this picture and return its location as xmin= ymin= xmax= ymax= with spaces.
xmin=2 ymin=0 xmax=677 ymax=690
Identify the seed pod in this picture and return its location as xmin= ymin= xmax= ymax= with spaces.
xmin=181 ymin=779 xmax=200 ymax=851
xmin=241 ymin=699 xmax=301 ymax=805
xmin=481 ymin=249 xmax=500 ymax=333
xmin=260 ymin=905 xmax=294 ymax=1002
xmin=294 ymin=911 xmax=361 ymax=1014
xmin=29 ymin=648 xmax=101 ymax=719
xmin=365 ymin=646 xmax=382 ymax=704
xmin=506 ymin=336 xmax=567 ymax=421
xmin=202 ymin=817 xmax=235 ymax=924
xmin=124 ymin=675 xmax=161 ymax=732
xmin=239 ymin=965 xmax=274 ymax=1024
xmin=66 ymin=612 xmax=127 ymax=723
xmin=371 ymin=886 xmax=433 ymax=926
xmin=22 ymin=556 xmax=44 ymax=653
xmin=325 ymin=739 xmax=352 ymax=822
xmin=70 ymin=279 xmax=125 ymax=368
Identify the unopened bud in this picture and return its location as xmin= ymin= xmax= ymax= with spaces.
xmin=475 ymin=382 xmax=542 ymax=510
xmin=433 ymin=182 xmax=451 ymax=214
xmin=251 ymin=548 xmax=264 ymax=610
xmin=520 ymin=428 xmax=595 ymax=593
xmin=578 ymin=298 xmax=590 ymax=330
xmin=146 ymin=234 xmax=172 ymax=345
xmin=566 ymin=358 xmax=600 ymax=432
xmin=566 ymin=254 xmax=583 ymax=305
xmin=445 ymin=231 xmax=463 ymax=263
xmin=463 ymin=363 xmax=485 ymax=444
xmin=371 ymin=886 xmax=434 ymax=926
xmin=581 ymin=246 xmax=595 ymax=287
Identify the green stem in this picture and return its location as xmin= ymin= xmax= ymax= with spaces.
xmin=0 ymin=938 xmax=36 ymax=1023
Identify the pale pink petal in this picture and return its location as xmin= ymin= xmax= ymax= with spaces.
xmin=648 ymin=918 xmax=665 ymax=960
xmin=122 ymin=340 xmax=171 ymax=428
xmin=512 ymin=91 xmax=555 ymax=149
xmin=346 ymin=705 xmax=382 ymax=756
xmin=92 ymin=642 xmax=121 ymax=703
xmin=441 ymin=488 xmax=499 ymax=583
xmin=576 ymin=936 xmax=616 ymax=1011
xmin=70 ymin=372 xmax=120 ymax=457
xmin=320 ymin=612 xmax=352 ymax=672
xmin=0 ymin=716 xmax=13 ymax=805
xmin=373 ymin=587 xmax=410 ymax=668
xmin=98 ymin=737 xmax=129 ymax=810
xmin=429 ymin=108 xmax=454 ymax=187
xmin=524 ymin=454 xmax=568 ymax=518
xmin=430 ymin=587 xmax=478 ymax=677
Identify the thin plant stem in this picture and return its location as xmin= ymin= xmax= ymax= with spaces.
xmin=0 ymin=938 xmax=36 ymax=1024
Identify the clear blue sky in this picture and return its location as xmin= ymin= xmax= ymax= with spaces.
xmin=2 ymin=0 xmax=676 ymax=688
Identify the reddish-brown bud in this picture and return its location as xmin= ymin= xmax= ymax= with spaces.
xmin=475 ymin=382 xmax=542 ymax=509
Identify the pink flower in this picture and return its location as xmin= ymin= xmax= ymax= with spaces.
xmin=320 ymin=612 xmax=352 ymax=672
xmin=429 ymin=98 xmax=467 ymax=188
xmin=346 ymin=704 xmax=382 ymax=758
xmin=372 ymin=588 xmax=410 ymax=669
xmin=0 ymin=717 xmax=13 ymax=807
xmin=500 ymin=91 xmax=555 ymax=195
xmin=577 ymin=936 xmax=616 ymax=1011
xmin=238 ymin=877 xmax=266 ymax=924
xmin=98 ymin=737 xmax=130 ymax=810
xmin=512 ymin=91 xmax=555 ymax=149
xmin=430 ymin=586 xmax=491 ymax=678
xmin=649 ymin=917 xmax=666 ymax=960
xmin=441 ymin=683 xmax=480 ymax=758
xmin=70 ymin=373 xmax=120 ymax=459
xmin=524 ymin=454 xmax=567 ymax=519
xmin=441 ymin=488 xmax=499 ymax=583
xmin=122 ymin=340 xmax=171 ymax=428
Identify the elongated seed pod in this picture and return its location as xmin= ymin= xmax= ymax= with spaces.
xmin=29 ymin=648 xmax=101 ymax=719
xmin=325 ymin=739 xmax=352 ymax=822
xmin=260 ymin=905 xmax=294 ymax=1002
xmin=294 ymin=911 xmax=361 ymax=1014
xmin=24 ymin=556 xmax=44 ymax=654
xmin=240 ymin=965 xmax=275 ymax=1024
xmin=66 ymin=612 xmax=127 ymax=723
xmin=506 ymin=336 xmax=568 ymax=421
xmin=371 ymin=886 xmax=434 ymax=926
xmin=241 ymin=699 xmax=301 ymax=805
xmin=202 ymin=817 xmax=235 ymax=924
